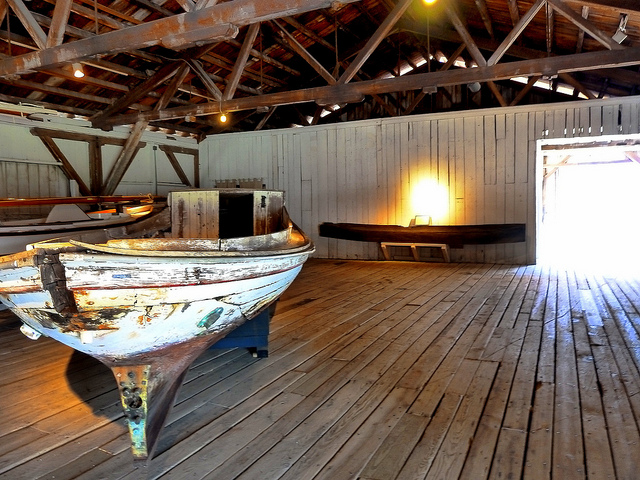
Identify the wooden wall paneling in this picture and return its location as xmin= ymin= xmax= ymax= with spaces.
xmin=306 ymin=130 xmax=319 ymax=257
xmin=399 ymin=122 xmax=410 ymax=227
xmin=351 ymin=125 xmax=367 ymax=259
xmin=494 ymin=114 xmax=507 ymax=262
xmin=0 ymin=162 xmax=5 ymax=197
xmin=602 ymin=105 xmax=616 ymax=135
xmin=381 ymin=123 xmax=395 ymax=225
xmin=344 ymin=126 xmax=356 ymax=226
xmin=437 ymin=119 xmax=451 ymax=224
xmin=326 ymin=127 xmax=338 ymax=258
xmin=510 ymin=113 xmax=529 ymax=263
xmin=314 ymin=129 xmax=329 ymax=258
xmin=564 ymin=108 xmax=575 ymax=138
xmin=449 ymin=118 xmax=461 ymax=224
xmin=462 ymin=117 xmax=484 ymax=261
xmin=369 ymin=124 xmax=382 ymax=259
xmin=198 ymin=97 xmax=640 ymax=263
xmin=619 ymin=103 xmax=632 ymax=134
xmin=589 ymin=106 xmax=602 ymax=136
xmin=429 ymin=120 xmax=438 ymax=186
xmin=553 ymin=110 xmax=566 ymax=138
xmin=299 ymin=131 xmax=314 ymax=257
xmin=634 ymin=101 xmax=640 ymax=133
xmin=524 ymin=111 xmax=542 ymax=265
xmin=391 ymin=123 xmax=403 ymax=225
xmin=354 ymin=125 xmax=369 ymax=258
xmin=6 ymin=162 xmax=18 ymax=197
xmin=288 ymin=133 xmax=303 ymax=227
xmin=335 ymin=127 xmax=348 ymax=258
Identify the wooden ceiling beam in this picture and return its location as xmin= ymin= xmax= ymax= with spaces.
xmin=255 ymin=106 xmax=277 ymax=130
xmin=558 ymin=72 xmax=596 ymax=99
xmin=576 ymin=6 xmax=589 ymax=53
xmin=446 ymin=5 xmax=507 ymax=107
xmin=575 ymin=0 xmax=640 ymax=14
xmin=5 ymin=0 xmax=47 ymax=49
xmin=280 ymin=16 xmax=336 ymax=52
xmin=474 ymin=0 xmax=495 ymax=39
xmin=0 ymin=3 xmax=7 ymax=26
xmin=102 ymin=47 xmax=640 ymax=127
xmin=509 ymin=75 xmax=541 ymax=106
xmin=91 ymin=61 xmax=182 ymax=124
xmin=0 ymin=0 xmax=361 ymax=77
xmin=507 ymin=0 xmax=520 ymax=26
xmin=187 ymin=59 xmax=223 ymax=101
xmin=546 ymin=1 xmax=554 ymax=55
xmin=0 ymin=92 xmax=94 ymax=116
xmin=126 ymin=0 xmax=174 ymax=17
xmin=272 ymin=20 xmax=336 ymax=85
xmin=549 ymin=0 xmax=624 ymax=50
xmin=488 ymin=0 xmax=546 ymax=66
xmin=175 ymin=0 xmax=197 ymax=12
xmin=223 ymin=23 xmax=260 ymax=101
xmin=45 ymin=0 xmax=72 ymax=48
xmin=102 ymin=121 xmax=146 ymax=196
xmin=338 ymin=0 xmax=413 ymax=84
xmin=36 ymin=134 xmax=92 ymax=195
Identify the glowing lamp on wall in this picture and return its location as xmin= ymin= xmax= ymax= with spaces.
xmin=411 ymin=179 xmax=449 ymax=224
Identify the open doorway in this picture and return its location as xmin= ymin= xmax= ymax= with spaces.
xmin=539 ymin=138 xmax=640 ymax=275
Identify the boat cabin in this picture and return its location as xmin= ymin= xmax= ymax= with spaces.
xmin=169 ymin=189 xmax=285 ymax=240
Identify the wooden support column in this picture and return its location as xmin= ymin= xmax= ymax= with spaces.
xmin=89 ymin=139 xmax=103 ymax=195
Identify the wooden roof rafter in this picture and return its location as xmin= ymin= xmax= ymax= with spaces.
xmin=102 ymin=47 xmax=640 ymax=127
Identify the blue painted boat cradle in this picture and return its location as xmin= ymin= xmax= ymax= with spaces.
xmin=210 ymin=307 xmax=271 ymax=357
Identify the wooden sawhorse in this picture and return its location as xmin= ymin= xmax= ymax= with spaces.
xmin=380 ymin=242 xmax=451 ymax=262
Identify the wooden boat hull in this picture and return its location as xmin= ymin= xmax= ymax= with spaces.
xmin=0 ymin=202 xmax=155 ymax=255
xmin=318 ymin=222 xmax=526 ymax=248
xmin=3 ymin=253 xmax=306 ymax=359
xmin=0 ymin=189 xmax=314 ymax=461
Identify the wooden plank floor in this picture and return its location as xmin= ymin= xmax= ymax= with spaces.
xmin=1 ymin=259 xmax=639 ymax=479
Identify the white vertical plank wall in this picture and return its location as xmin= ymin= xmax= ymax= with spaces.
xmin=202 ymin=96 xmax=640 ymax=264
xmin=0 ymin=115 xmax=198 ymax=198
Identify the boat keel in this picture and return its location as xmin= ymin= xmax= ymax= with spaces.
xmin=112 ymin=365 xmax=151 ymax=459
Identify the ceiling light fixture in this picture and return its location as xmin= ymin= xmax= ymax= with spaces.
xmin=72 ymin=63 xmax=85 ymax=78
xmin=219 ymin=113 xmax=227 ymax=123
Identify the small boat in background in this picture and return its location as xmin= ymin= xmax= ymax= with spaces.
xmin=0 ymin=188 xmax=313 ymax=461
xmin=0 ymin=195 xmax=158 ymax=255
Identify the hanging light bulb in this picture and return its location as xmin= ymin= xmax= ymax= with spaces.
xmin=219 ymin=113 xmax=227 ymax=123
xmin=423 ymin=0 xmax=437 ymax=4
xmin=72 ymin=63 xmax=85 ymax=78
